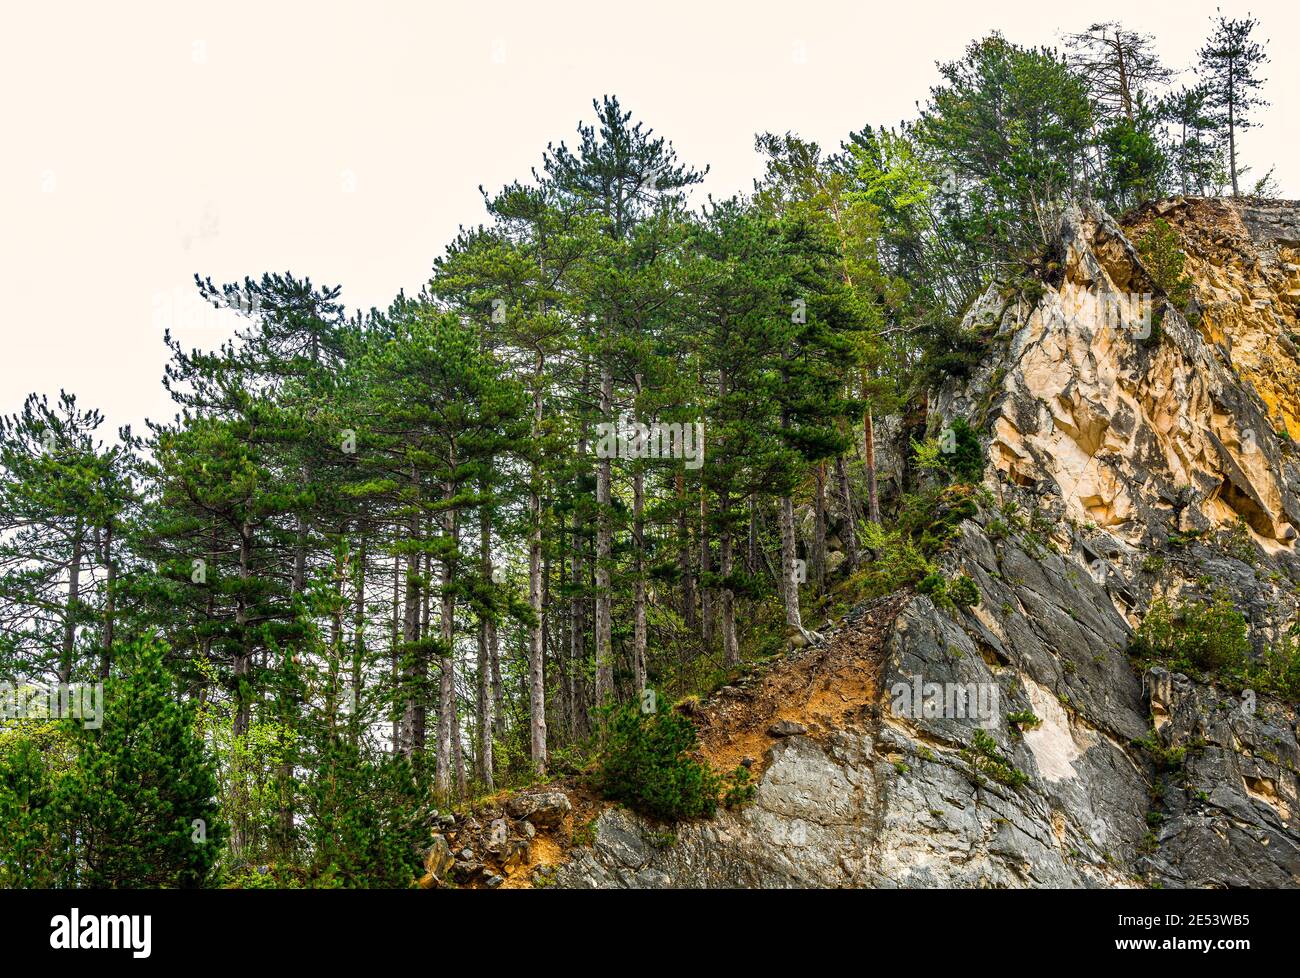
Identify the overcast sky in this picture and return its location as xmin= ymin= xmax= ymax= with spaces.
xmin=2 ymin=0 xmax=1295 ymax=438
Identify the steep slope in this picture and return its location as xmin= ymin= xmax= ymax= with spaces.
xmin=443 ymin=200 xmax=1300 ymax=889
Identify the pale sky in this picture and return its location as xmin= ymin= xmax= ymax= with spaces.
xmin=2 ymin=0 xmax=1295 ymax=438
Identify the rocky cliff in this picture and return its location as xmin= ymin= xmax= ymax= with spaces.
xmin=447 ymin=199 xmax=1300 ymax=889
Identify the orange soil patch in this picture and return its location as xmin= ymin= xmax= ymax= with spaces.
xmin=500 ymin=834 xmax=565 ymax=888
xmin=692 ymin=594 xmax=908 ymax=778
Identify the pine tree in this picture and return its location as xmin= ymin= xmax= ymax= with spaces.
xmin=1198 ymin=11 xmax=1270 ymax=196
xmin=0 ymin=721 xmax=78 ymax=887
xmin=0 ymin=393 xmax=128 ymax=684
xmin=542 ymin=95 xmax=705 ymax=716
xmin=1159 ymin=85 xmax=1225 ymax=196
xmin=1065 ymin=22 xmax=1172 ymax=124
xmin=919 ymin=35 xmax=1093 ymax=262
xmin=61 ymin=639 xmax=223 ymax=887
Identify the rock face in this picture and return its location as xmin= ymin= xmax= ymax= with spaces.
xmin=949 ymin=200 xmax=1300 ymax=559
xmin=553 ymin=199 xmax=1300 ymax=889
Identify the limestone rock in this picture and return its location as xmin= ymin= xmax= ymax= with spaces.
xmin=506 ymin=790 xmax=573 ymax=828
xmin=421 ymin=834 xmax=455 ymax=886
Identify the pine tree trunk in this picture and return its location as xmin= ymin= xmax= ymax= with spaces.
xmin=351 ymin=535 xmax=366 ymax=746
xmin=779 ymin=496 xmax=803 ymax=633
xmin=677 ymin=471 xmax=696 ymax=630
xmin=700 ymin=490 xmax=713 ymax=647
xmin=390 ymin=552 xmax=401 ymax=752
xmin=632 ymin=468 xmax=647 ymax=696
xmin=327 ymin=544 xmax=345 ymax=734
xmin=558 ymin=526 xmax=572 ymax=744
xmin=542 ymin=548 xmax=552 ymax=736
xmin=478 ymin=498 xmax=496 ymax=792
xmin=630 ymin=375 xmax=647 ymax=697
xmin=835 ymin=454 xmax=859 ymax=573
xmin=1228 ymin=73 xmax=1238 ymax=196
xmin=864 ymin=410 xmax=881 ymax=523
xmin=436 ymin=473 xmax=458 ymax=798
xmin=569 ymin=508 xmax=585 ymax=739
xmin=99 ymin=518 xmax=115 ymax=679
xmin=594 ymin=364 xmax=614 ymax=712
xmin=453 ymin=687 xmax=466 ymax=798
xmin=59 ymin=522 xmax=82 ymax=685
xmin=720 ymin=491 xmax=738 ymax=667
xmin=231 ymin=522 xmax=253 ymax=856
xmin=747 ymin=495 xmax=758 ymax=574
xmin=1180 ymin=118 xmax=1189 ymax=196
xmin=400 ymin=501 xmax=422 ymax=756
xmin=813 ymin=462 xmax=827 ymax=593
xmin=528 ymin=453 xmax=547 ymax=775
xmin=490 ymin=624 xmax=505 ymax=741
xmin=233 ymin=523 xmax=252 ymax=737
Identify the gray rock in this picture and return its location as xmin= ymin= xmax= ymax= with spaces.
xmin=487 ymin=818 xmax=508 ymax=852
xmin=506 ymin=790 xmax=572 ymax=828
xmin=767 ymin=719 xmax=807 ymax=737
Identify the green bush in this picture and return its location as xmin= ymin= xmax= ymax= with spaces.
xmin=855 ymin=521 xmax=938 ymax=598
xmin=913 ymin=418 xmax=985 ymax=487
xmin=1 ymin=643 xmax=226 ymax=888
xmin=1219 ymin=518 xmax=1256 ymax=566
xmin=1136 ymin=218 xmax=1195 ymax=322
xmin=962 ymin=729 xmax=1029 ymax=789
xmin=1128 ymin=593 xmax=1251 ymax=676
xmin=916 ymin=570 xmax=979 ymax=612
xmin=722 ymin=765 xmax=756 ymax=808
xmin=944 ymin=418 xmax=986 ymax=484
xmin=897 ymin=484 xmax=979 ymax=554
xmin=1129 ymin=595 xmax=1300 ymax=701
xmin=948 ymin=574 xmax=981 ymax=609
xmin=1252 ymin=631 xmax=1300 ymax=701
xmin=62 ymin=639 xmax=225 ymax=888
xmin=0 ymin=721 xmax=78 ymax=887
xmin=299 ymin=740 xmax=427 ymax=888
xmin=594 ymin=698 xmax=721 ymax=822
xmin=1006 ymin=710 xmax=1041 ymax=733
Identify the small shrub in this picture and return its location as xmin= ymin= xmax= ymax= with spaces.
xmin=912 ymin=417 xmax=985 ymax=487
xmin=593 ymin=698 xmax=720 ymax=822
xmin=948 ymin=574 xmax=980 ymax=609
xmin=962 ymin=729 xmax=1029 ymax=789
xmin=1220 ymin=517 xmax=1256 ymax=565
xmin=1136 ymin=218 xmax=1195 ymax=325
xmin=855 ymin=522 xmax=938 ymax=599
xmin=1131 ymin=730 xmax=1187 ymax=770
xmin=917 ymin=571 xmax=949 ymax=603
xmin=1253 ymin=631 xmax=1300 ymax=701
xmin=1006 ymin=710 xmax=1041 ymax=733
xmin=722 ymin=765 xmax=756 ymax=808
xmin=1140 ymin=554 xmax=1166 ymax=574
